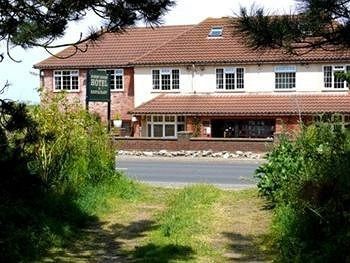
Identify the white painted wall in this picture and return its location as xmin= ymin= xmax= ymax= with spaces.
xmin=134 ymin=63 xmax=349 ymax=107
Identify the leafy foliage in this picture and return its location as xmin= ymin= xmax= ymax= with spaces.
xmin=255 ymin=134 xmax=303 ymax=204
xmin=0 ymin=0 xmax=174 ymax=61
xmin=29 ymin=92 xmax=115 ymax=191
xmin=255 ymin=123 xmax=350 ymax=262
xmin=0 ymin=99 xmax=41 ymax=199
xmin=0 ymin=93 xmax=140 ymax=262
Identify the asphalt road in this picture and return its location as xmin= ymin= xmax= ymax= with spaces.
xmin=116 ymin=156 xmax=261 ymax=189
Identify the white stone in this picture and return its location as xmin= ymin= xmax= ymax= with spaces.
xmin=159 ymin=150 xmax=168 ymax=155
xmin=223 ymin=153 xmax=230 ymax=159
xmin=143 ymin=151 xmax=153 ymax=157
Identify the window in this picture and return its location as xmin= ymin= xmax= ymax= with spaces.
xmin=275 ymin=66 xmax=296 ymax=89
xmin=211 ymin=119 xmax=275 ymax=138
xmin=152 ymin=69 xmax=180 ymax=91
xmin=107 ymin=69 xmax=123 ymax=90
xmin=323 ymin=65 xmax=350 ymax=89
xmin=208 ymin=26 xmax=223 ymax=37
xmin=146 ymin=115 xmax=185 ymax=137
xmin=54 ymin=70 xmax=79 ymax=91
xmin=216 ymin=68 xmax=245 ymax=90
xmin=314 ymin=114 xmax=350 ymax=130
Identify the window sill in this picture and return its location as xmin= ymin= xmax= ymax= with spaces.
xmin=111 ymin=89 xmax=124 ymax=93
xmin=274 ymin=88 xmax=296 ymax=92
xmin=151 ymin=90 xmax=181 ymax=94
xmin=215 ymin=90 xmax=245 ymax=93
xmin=53 ymin=89 xmax=80 ymax=93
xmin=322 ymin=89 xmax=349 ymax=92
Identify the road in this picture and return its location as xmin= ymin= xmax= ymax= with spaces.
xmin=116 ymin=156 xmax=261 ymax=189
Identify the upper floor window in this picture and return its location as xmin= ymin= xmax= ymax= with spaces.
xmin=208 ymin=26 xmax=223 ymax=37
xmin=275 ymin=66 xmax=296 ymax=90
xmin=152 ymin=69 xmax=180 ymax=91
xmin=54 ymin=70 xmax=79 ymax=91
xmin=216 ymin=67 xmax=244 ymax=90
xmin=323 ymin=65 xmax=350 ymax=89
xmin=107 ymin=69 xmax=124 ymax=90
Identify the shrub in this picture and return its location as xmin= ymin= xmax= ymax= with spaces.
xmin=30 ymin=92 xmax=115 ymax=192
xmin=0 ymin=93 xmax=139 ymax=262
xmin=256 ymin=123 xmax=350 ymax=261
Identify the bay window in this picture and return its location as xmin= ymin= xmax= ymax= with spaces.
xmin=146 ymin=115 xmax=185 ymax=137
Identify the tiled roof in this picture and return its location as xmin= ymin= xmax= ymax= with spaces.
xmin=35 ymin=17 xmax=350 ymax=69
xmin=129 ymin=93 xmax=350 ymax=116
xmin=134 ymin=17 xmax=350 ymax=65
xmin=34 ymin=25 xmax=193 ymax=69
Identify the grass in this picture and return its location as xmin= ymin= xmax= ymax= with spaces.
xmin=131 ymin=185 xmax=222 ymax=262
xmin=2 ymin=179 xmax=273 ymax=262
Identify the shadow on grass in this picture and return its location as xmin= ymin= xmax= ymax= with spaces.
xmin=45 ymin=219 xmax=160 ymax=262
xmin=222 ymin=232 xmax=273 ymax=262
xmin=46 ymin=218 xmax=194 ymax=262
xmin=131 ymin=243 xmax=194 ymax=263
xmin=0 ymin=191 xmax=98 ymax=263
xmin=1 ymin=191 xmax=194 ymax=262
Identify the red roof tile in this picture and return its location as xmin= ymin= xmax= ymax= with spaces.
xmin=35 ymin=17 xmax=350 ymax=69
xmin=34 ymin=25 xmax=193 ymax=69
xmin=130 ymin=93 xmax=350 ymax=116
xmin=134 ymin=17 xmax=350 ymax=65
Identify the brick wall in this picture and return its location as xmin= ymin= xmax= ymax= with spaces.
xmin=41 ymin=68 xmax=135 ymax=122
xmin=114 ymin=137 xmax=273 ymax=153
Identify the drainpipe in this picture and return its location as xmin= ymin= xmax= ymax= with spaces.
xmin=191 ymin=63 xmax=196 ymax=93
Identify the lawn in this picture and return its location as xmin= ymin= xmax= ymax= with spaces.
xmin=41 ymin=184 xmax=273 ymax=262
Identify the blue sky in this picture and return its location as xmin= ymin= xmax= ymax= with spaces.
xmin=0 ymin=0 xmax=295 ymax=103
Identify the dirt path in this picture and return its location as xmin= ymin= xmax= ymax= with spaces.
xmin=42 ymin=188 xmax=272 ymax=262
xmin=212 ymin=191 xmax=273 ymax=262
xmin=43 ymin=201 xmax=167 ymax=262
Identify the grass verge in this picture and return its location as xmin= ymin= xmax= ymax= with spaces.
xmin=0 ymin=173 xmax=141 ymax=263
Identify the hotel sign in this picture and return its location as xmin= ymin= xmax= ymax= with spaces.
xmin=87 ymin=69 xmax=110 ymax=102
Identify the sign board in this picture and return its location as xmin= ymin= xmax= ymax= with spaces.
xmin=87 ymin=69 xmax=110 ymax=102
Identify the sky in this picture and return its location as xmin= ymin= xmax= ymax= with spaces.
xmin=0 ymin=0 xmax=296 ymax=103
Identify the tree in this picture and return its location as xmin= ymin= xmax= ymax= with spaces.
xmin=0 ymin=0 xmax=175 ymax=61
xmin=236 ymin=0 xmax=350 ymax=82
xmin=236 ymin=0 xmax=350 ymax=54
xmin=0 ymin=0 xmax=174 ymax=192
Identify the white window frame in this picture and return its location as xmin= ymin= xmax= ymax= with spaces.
xmin=107 ymin=69 xmax=124 ymax=91
xmin=274 ymin=65 xmax=297 ymax=90
xmin=151 ymin=69 xmax=180 ymax=91
xmin=215 ymin=67 xmax=245 ymax=91
xmin=146 ymin=115 xmax=185 ymax=138
xmin=323 ymin=65 xmax=350 ymax=90
xmin=53 ymin=70 xmax=79 ymax=92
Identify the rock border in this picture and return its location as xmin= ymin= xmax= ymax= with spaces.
xmin=117 ymin=150 xmax=265 ymax=160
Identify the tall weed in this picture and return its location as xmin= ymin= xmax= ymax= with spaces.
xmin=256 ymin=123 xmax=350 ymax=262
xmin=30 ymin=92 xmax=114 ymax=192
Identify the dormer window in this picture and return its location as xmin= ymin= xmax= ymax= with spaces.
xmin=208 ymin=26 xmax=223 ymax=37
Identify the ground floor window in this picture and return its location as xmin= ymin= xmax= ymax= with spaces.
xmin=146 ymin=115 xmax=185 ymax=138
xmin=211 ymin=119 xmax=275 ymax=138
xmin=314 ymin=114 xmax=350 ymax=130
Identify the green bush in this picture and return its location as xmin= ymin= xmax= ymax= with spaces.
xmin=255 ymin=134 xmax=303 ymax=204
xmin=256 ymin=123 xmax=350 ymax=262
xmin=30 ymin=92 xmax=115 ymax=192
xmin=1 ymin=94 xmax=140 ymax=262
